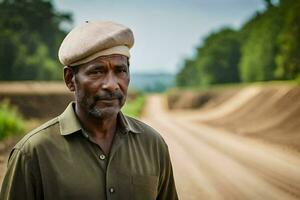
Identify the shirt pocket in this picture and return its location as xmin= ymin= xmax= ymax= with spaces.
xmin=131 ymin=175 xmax=159 ymax=200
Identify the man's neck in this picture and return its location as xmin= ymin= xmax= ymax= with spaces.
xmin=75 ymin=104 xmax=118 ymax=140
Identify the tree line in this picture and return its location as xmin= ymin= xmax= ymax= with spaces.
xmin=0 ymin=0 xmax=72 ymax=80
xmin=176 ymin=0 xmax=300 ymax=87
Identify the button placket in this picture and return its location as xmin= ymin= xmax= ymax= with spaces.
xmin=91 ymin=144 xmax=107 ymax=171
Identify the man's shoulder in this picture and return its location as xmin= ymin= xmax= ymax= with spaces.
xmin=14 ymin=117 xmax=60 ymax=152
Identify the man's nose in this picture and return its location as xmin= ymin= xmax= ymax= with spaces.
xmin=102 ymin=72 xmax=119 ymax=91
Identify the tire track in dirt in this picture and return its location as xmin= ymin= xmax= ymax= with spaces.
xmin=142 ymin=95 xmax=300 ymax=200
xmin=174 ymin=120 xmax=300 ymax=198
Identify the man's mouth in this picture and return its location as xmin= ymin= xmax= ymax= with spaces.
xmin=94 ymin=93 xmax=122 ymax=101
xmin=95 ymin=97 xmax=120 ymax=106
xmin=92 ymin=93 xmax=123 ymax=106
xmin=98 ymin=98 xmax=118 ymax=102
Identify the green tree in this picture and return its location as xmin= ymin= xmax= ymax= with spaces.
xmin=238 ymin=5 xmax=281 ymax=82
xmin=177 ymin=0 xmax=300 ymax=86
xmin=176 ymin=58 xmax=200 ymax=87
xmin=275 ymin=0 xmax=300 ymax=79
xmin=0 ymin=0 xmax=72 ymax=80
xmin=196 ymin=28 xmax=241 ymax=85
xmin=176 ymin=28 xmax=241 ymax=87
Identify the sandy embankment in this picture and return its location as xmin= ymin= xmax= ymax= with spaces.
xmin=168 ymin=84 xmax=300 ymax=152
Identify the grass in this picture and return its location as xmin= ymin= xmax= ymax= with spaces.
xmin=0 ymin=100 xmax=25 ymax=140
xmin=122 ymin=94 xmax=146 ymax=118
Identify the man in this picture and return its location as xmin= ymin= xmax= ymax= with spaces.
xmin=0 ymin=21 xmax=178 ymax=200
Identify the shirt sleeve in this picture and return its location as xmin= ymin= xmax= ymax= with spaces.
xmin=0 ymin=148 xmax=42 ymax=200
xmin=157 ymin=145 xmax=179 ymax=200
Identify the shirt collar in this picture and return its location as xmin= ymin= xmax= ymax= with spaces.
xmin=58 ymin=102 xmax=81 ymax=136
xmin=117 ymin=112 xmax=142 ymax=134
xmin=58 ymin=102 xmax=142 ymax=136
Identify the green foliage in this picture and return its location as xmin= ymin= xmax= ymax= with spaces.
xmin=176 ymin=59 xmax=200 ymax=86
xmin=0 ymin=100 xmax=25 ymax=140
xmin=239 ymin=5 xmax=281 ymax=82
xmin=0 ymin=0 xmax=72 ymax=80
xmin=177 ymin=28 xmax=240 ymax=87
xmin=295 ymin=74 xmax=300 ymax=85
xmin=275 ymin=0 xmax=300 ymax=79
xmin=176 ymin=0 xmax=300 ymax=87
xmin=122 ymin=95 xmax=145 ymax=118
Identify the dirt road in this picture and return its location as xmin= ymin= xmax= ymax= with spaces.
xmin=142 ymin=95 xmax=300 ymax=200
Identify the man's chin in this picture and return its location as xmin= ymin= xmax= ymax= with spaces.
xmin=88 ymin=106 xmax=119 ymax=118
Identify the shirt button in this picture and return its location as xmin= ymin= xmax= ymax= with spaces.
xmin=109 ymin=187 xmax=115 ymax=193
xmin=99 ymin=154 xmax=106 ymax=160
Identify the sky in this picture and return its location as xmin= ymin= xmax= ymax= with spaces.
xmin=53 ymin=0 xmax=267 ymax=74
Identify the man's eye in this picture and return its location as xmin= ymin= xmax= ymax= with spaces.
xmin=90 ymin=70 xmax=104 ymax=75
xmin=116 ymin=68 xmax=127 ymax=73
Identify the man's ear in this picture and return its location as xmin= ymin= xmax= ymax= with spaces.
xmin=64 ymin=66 xmax=75 ymax=92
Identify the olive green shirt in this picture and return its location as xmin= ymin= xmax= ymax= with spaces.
xmin=0 ymin=102 xmax=178 ymax=200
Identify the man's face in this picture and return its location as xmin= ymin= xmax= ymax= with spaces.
xmin=73 ymin=54 xmax=130 ymax=118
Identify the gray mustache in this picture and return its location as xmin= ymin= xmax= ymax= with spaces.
xmin=94 ymin=92 xmax=123 ymax=101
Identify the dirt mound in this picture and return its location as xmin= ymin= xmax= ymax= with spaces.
xmin=200 ymin=84 xmax=300 ymax=151
xmin=169 ymin=83 xmax=300 ymax=152
xmin=0 ymin=82 xmax=74 ymax=119
xmin=167 ymin=89 xmax=239 ymax=110
xmin=167 ymin=91 xmax=214 ymax=109
xmin=0 ymin=81 xmax=69 ymax=94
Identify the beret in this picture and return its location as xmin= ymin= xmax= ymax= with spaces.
xmin=58 ymin=21 xmax=134 ymax=66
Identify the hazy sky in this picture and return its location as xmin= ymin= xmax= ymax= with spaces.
xmin=53 ymin=0 xmax=266 ymax=74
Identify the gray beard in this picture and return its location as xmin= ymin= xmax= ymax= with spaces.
xmin=88 ymin=106 xmax=103 ymax=118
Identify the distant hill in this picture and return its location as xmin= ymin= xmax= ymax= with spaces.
xmin=129 ymin=73 xmax=175 ymax=92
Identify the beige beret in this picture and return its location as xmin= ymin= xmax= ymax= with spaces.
xmin=58 ymin=21 xmax=134 ymax=66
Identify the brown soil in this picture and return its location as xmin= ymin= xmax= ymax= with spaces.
xmin=167 ymin=90 xmax=215 ymax=109
xmin=167 ymin=88 xmax=240 ymax=110
xmin=197 ymin=85 xmax=300 ymax=152
xmin=142 ymin=95 xmax=300 ymax=200
xmin=0 ymin=82 xmax=74 ymax=119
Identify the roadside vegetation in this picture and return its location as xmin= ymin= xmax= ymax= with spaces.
xmin=0 ymin=100 xmax=25 ymax=140
xmin=122 ymin=94 xmax=146 ymax=118
xmin=176 ymin=0 xmax=300 ymax=88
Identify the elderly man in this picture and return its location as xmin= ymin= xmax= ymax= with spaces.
xmin=0 ymin=21 xmax=178 ymax=200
